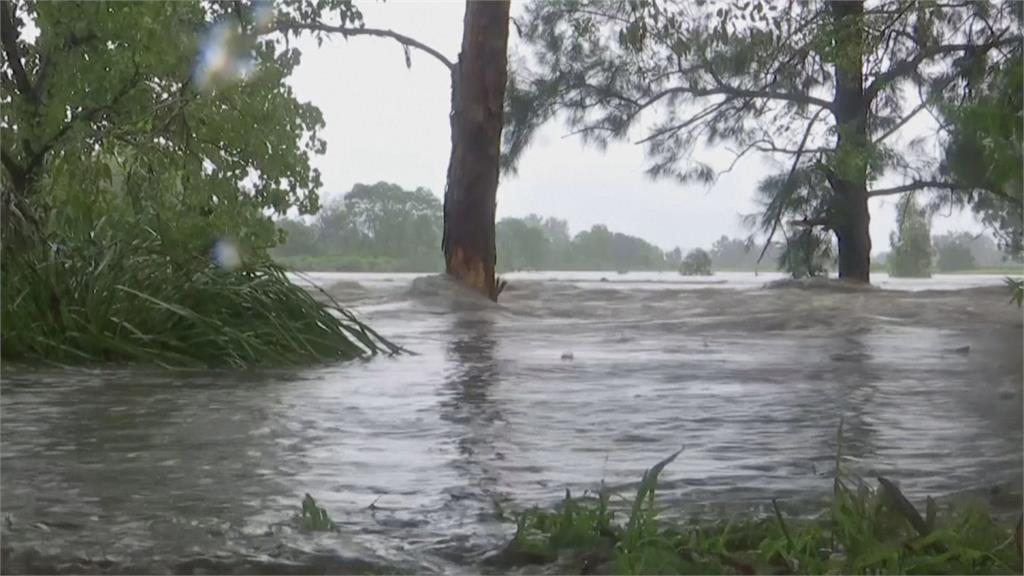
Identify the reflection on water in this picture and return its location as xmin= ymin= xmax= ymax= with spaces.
xmin=2 ymin=272 xmax=1021 ymax=572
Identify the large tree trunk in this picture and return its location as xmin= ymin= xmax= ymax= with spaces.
xmin=829 ymin=0 xmax=871 ymax=283
xmin=442 ymin=0 xmax=511 ymax=301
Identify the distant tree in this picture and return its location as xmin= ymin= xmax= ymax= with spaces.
xmin=342 ymin=182 xmax=442 ymax=260
xmin=871 ymin=251 xmax=890 ymax=271
xmin=271 ymin=182 xmax=443 ymax=271
xmin=708 ymin=235 xmax=785 ymax=271
xmin=539 ymin=216 xmax=573 ymax=266
xmin=679 ymin=248 xmax=713 ymax=276
xmin=666 ymin=247 xmax=683 ymax=269
xmin=555 ymin=224 xmax=666 ymax=271
xmin=274 ymin=218 xmax=321 ymax=258
xmin=496 ymin=217 xmax=549 ymax=271
xmin=888 ymin=195 xmax=933 ymax=278
xmin=935 ymin=235 xmax=977 ymax=272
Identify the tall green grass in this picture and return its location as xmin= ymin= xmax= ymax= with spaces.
xmin=498 ymin=446 xmax=1022 ymax=575
xmin=1 ymin=221 xmax=400 ymax=367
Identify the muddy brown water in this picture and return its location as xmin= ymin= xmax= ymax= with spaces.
xmin=2 ymin=272 xmax=1021 ymax=574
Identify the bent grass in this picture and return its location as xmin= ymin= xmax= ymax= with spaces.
xmin=501 ymin=445 xmax=1022 ymax=575
xmin=2 ymin=224 xmax=401 ymax=367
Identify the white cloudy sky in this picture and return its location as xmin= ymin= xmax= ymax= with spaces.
xmin=287 ymin=0 xmax=982 ymax=254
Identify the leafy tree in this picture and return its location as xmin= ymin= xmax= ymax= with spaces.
xmin=0 ymin=1 xmax=359 ymax=251
xmin=341 ymin=182 xmax=441 ymax=261
xmin=272 ymin=182 xmax=444 ymax=271
xmin=888 ymin=195 xmax=933 ymax=278
xmin=934 ymin=234 xmax=977 ymax=272
xmin=939 ymin=58 xmax=1023 ymax=257
xmin=0 ymin=0 xmax=408 ymax=366
xmin=496 ymin=217 xmax=549 ymax=271
xmin=708 ymin=235 xmax=784 ymax=271
xmin=504 ymin=0 xmax=1021 ymax=283
xmin=934 ymin=231 xmax=1007 ymax=268
xmin=665 ymin=246 xmax=683 ymax=269
xmin=679 ymin=248 xmax=712 ymax=276
xmin=571 ymin=224 xmax=666 ymax=271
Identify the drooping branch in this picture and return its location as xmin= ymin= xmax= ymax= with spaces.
xmin=0 ymin=0 xmax=33 ymax=97
xmin=273 ymin=21 xmax=455 ymax=71
xmin=757 ymin=106 xmax=828 ymax=266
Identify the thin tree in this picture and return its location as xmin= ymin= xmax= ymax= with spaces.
xmin=276 ymin=0 xmax=512 ymax=300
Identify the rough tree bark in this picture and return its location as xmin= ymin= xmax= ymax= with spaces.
xmin=828 ymin=0 xmax=872 ymax=283
xmin=442 ymin=0 xmax=511 ymax=301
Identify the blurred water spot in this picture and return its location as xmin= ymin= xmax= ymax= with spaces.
xmin=211 ymin=238 xmax=242 ymax=271
xmin=193 ymin=21 xmax=257 ymax=92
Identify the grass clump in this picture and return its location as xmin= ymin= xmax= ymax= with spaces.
xmin=299 ymin=493 xmax=336 ymax=532
xmin=1 ymin=217 xmax=400 ymax=368
xmin=501 ymin=449 xmax=1022 ymax=575
xmin=1006 ymin=277 xmax=1024 ymax=306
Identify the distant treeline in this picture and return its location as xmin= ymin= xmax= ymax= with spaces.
xmin=272 ymin=182 xmax=1015 ymax=274
xmin=271 ymin=181 xmax=675 ymax=272
xmin=874 ymin=231 xmax=1018 ymax=274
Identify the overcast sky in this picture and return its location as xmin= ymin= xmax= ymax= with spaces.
xmin=288 ymin=0 xmax=982 ymax=254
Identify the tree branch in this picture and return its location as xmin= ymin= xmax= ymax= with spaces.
xmin=273 ymin=21 xmax=455 ymax=71
xmin=634 ymin=98 xmax=732 ymax=145
xmin=865 ymin=35 xmax=1022 ymax=102
xmin=871 ymin=73 xmax=958 ymax=144
xmin=0 ymin=0 xmax=33 ymax=98
xmin=867 ymin=180 xmax=966 ymax=197
xmin=787 ymin=215 xmax=829 ymax=228
xmin=701 ymin=78 xmax=834 ymax=111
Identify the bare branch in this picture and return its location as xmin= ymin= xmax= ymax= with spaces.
xmin=273 ymin=21 xmax=455 ymax=71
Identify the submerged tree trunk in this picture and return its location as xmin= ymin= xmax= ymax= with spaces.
xmin=828 ymin=0 xmax=871 ymax=283
xmin=442 ymin=0 xmax=511 ymax=301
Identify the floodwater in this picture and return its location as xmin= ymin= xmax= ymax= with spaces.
xmin=2 ymin=271 xmax=1022 ymax=573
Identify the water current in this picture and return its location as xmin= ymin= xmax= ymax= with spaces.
xmin=2 ymin=272 xmax=1021 ymax=573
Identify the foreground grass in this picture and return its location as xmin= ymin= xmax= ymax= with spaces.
xmin=495 ymin=450 xmax=1023 ymax=575
xmin=2 ymin=229 xmax=401 ymax=368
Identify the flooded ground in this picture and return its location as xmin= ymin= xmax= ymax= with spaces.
xmin=2 ymin=272 xmax=1022 ymax=573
